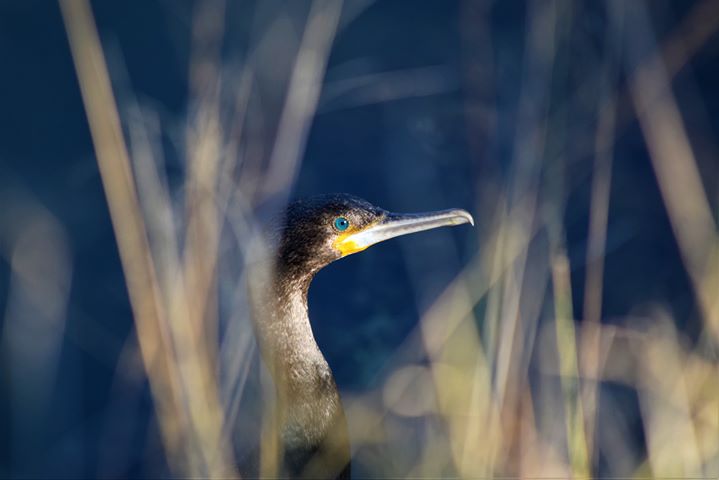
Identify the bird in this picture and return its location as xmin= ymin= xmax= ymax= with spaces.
xmin=248 ymin=193 xmax=473 ymax=479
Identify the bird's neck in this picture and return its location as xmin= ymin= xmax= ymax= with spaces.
xmin=271 ymin=275 xmax=328 ymax=373
xmin=246 ymin=239 xmax=351 ymax=477
xmin=251 ymin=262 xmax=348 ymax=456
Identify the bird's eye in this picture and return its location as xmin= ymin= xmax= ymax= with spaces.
xmin=333 ymin=216 xmax=350 ymax=231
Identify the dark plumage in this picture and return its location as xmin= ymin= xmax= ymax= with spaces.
xmin=249 ymin=194 xmax=473 ymax=479
xmin=277 ymin=194 xmax=386 ymax=286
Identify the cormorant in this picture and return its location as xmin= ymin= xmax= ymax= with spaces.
xmin=250 ymin=193 xmax=473 ymax=479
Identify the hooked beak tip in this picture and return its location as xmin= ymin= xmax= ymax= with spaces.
xmin=450 ymin=209 xmax=474 ymax=227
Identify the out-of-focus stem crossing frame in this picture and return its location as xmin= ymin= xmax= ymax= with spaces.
xmin=59 ymin=0 xmax=232 ymax=476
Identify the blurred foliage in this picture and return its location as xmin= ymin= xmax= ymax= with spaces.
xmin=0 ymin=0 xmax=718 ymax=478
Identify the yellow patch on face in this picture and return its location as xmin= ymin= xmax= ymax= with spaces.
xmin=333 ymin=231 xmax=366 ymax=257
xmin=333 ymin=235 xmax=367 ymax=256
xmin=332 ymin=221 xmax=379 ymax=257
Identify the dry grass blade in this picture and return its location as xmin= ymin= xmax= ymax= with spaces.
xmin=551 ymin=249 xmax=590 ymax=477
xmin=261 ymin=0 xmax=344 ymax=200
xmin=59 ymin=0 xmax=232 ymax=476
xmin=580 ymin=18 xmax=620 ymax=459
xmin=617 ymin=0 xmax=719 ymax=341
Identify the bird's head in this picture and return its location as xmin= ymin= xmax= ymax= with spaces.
xmin=277 ymin=194 xmax=473 ymax=277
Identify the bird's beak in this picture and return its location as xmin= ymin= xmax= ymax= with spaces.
xmin=334 ymin=209 xmax=474 ymax=257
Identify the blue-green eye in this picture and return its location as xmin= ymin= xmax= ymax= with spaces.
xmin=333 ymin=216 xmax=350 ymax=231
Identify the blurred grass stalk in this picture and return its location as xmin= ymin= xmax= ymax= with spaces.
xmin=620 ymin=0 xmax=719 ymax=475
xmin=619 ymin=0 xmax=719 ymax=342
xmin=355 ymin=1 xmax=718 ymax=477
xmin=551 ymin=249 xmax=590 ymax=477
xmin=1 ymin=202 xmax=71 ymax=470
xmin=59 ymin=0 xmax=231 ymax=475
xmin=59 ymin=0 xmax=342 ymax=476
